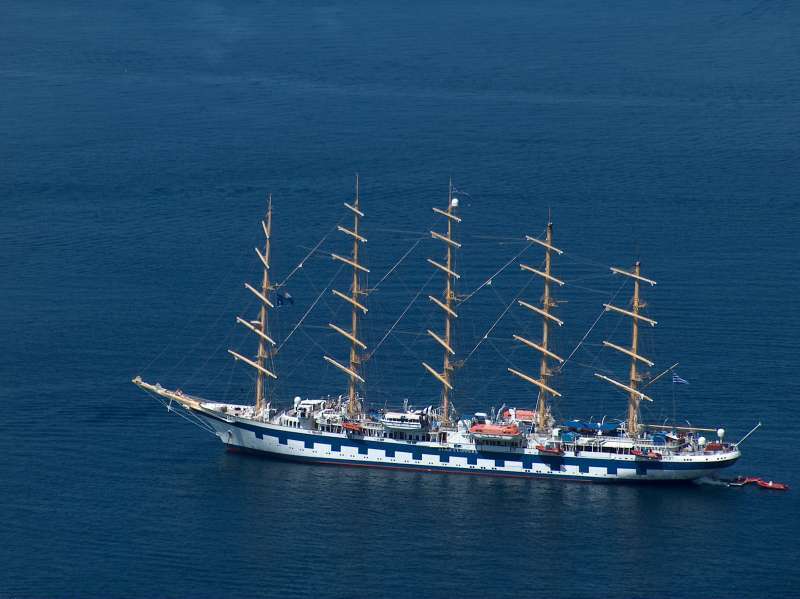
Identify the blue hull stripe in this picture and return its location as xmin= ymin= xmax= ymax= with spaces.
xmin=201 ymin=411 xmax=738 ymax=473
xmin=226 ymin=445 xmax=710 ymax=484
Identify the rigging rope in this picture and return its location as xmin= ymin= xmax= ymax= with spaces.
xmin=558 ymin=279 xmax=627 ymax=373
xmin=370 ymin=236 xmax=426 ymax=292
xmin=276 ymin=220 xmax=343 ymax=289
xmin=186 ymin=295 xmax=257 ymax=386
xmin=459 ymin=238 xmax=536 ymax=304
xmin=276 ymin=264 xmax=345 ymax=353
xmin=300 ymin=326 xmax=334 ymax=356
xmin=139 ymin=225 xmax=264 ymax=377
xmin=369 ymin=270 xmax=437 ymax=358
xmin=462 ymin=271 xmax=538 ymax=365
xmin=271 ymin=221 xmax=428 ymax=360
xmin=145 ymin=390 xmax=217 ymax=435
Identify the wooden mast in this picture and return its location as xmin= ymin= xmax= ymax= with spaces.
xmin=535 ymin=223 xmax=556 ymax=431
xmin=509 ymin=222 xmax=564 ymax=432
xmin=229 ymin=196 xmax=278 ymax=415
xmin=594 ymin=261 xmax=657 ymax=437
xmin=326 ymin=175 xmax=369 ymax=417
xmin=255 ymin=196 xmax=274 ymax=413
xmin=626 ymin=262 xmax=645 ymax=435
xmin=422 ymin=181 xmax=460 ymax=426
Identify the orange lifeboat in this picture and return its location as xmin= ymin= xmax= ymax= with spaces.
xmin=632 ymin=449 xmax=662 ymax=460
xmin=536 ymin=444 xmax=564 ymax=456
xmin=342 ymin=421 xmax=363 ymax=433
xmin=469 ymin=423 xmax=522 ymax=441
xmin=502 ymin=409 xmax=536 ymax=422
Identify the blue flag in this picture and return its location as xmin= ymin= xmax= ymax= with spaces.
xmin=672 ymin=373 xmax=689 ymax=385
xmin=273 ymin=290 xmax=294 ymax=307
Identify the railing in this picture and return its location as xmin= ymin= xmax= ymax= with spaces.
xmin=559 ymin=441 xmax=735 ymax=458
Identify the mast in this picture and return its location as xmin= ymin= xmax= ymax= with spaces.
xmin=508 ymin=221 xmax=564 ymax=432
xmin=627 ymin=263 xmax=642 ymax=435
xmin=325 ymin=175 xmax=369 ymax=417
xmin=229 ymin=195 xmax=278 ymax=416
xmin=422 ymin=181 xmax=460 ymax=426
xmin=594 ymin=262 xmax=657 ymax=437
xmin=255 ymin=196 xmax=274 ymax=411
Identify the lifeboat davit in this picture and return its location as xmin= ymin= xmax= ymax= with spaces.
xmin=470 ymin=423 xmax=522 ymax=442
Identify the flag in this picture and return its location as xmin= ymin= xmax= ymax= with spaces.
xmin=672 ymin=373 xmax=689 ymax=385
xmin=275 ymin=291 xmax=294 ymax=307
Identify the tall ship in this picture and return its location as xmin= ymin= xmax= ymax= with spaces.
xmin=134 ymin=179 xmax=747 ymax=482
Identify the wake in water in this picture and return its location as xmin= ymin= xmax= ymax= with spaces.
xmin=694 ymin=476 xmax=730 ymax=487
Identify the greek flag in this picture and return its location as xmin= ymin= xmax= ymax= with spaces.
xmin=672 ymin=373 xmax=689 ymax=385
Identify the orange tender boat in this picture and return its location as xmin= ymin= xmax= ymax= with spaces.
xmin=756 ymin=479 xmax=789 ymax=491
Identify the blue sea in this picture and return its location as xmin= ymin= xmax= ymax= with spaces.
xmin=2 ymin=1 xmax=798 ymax=597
